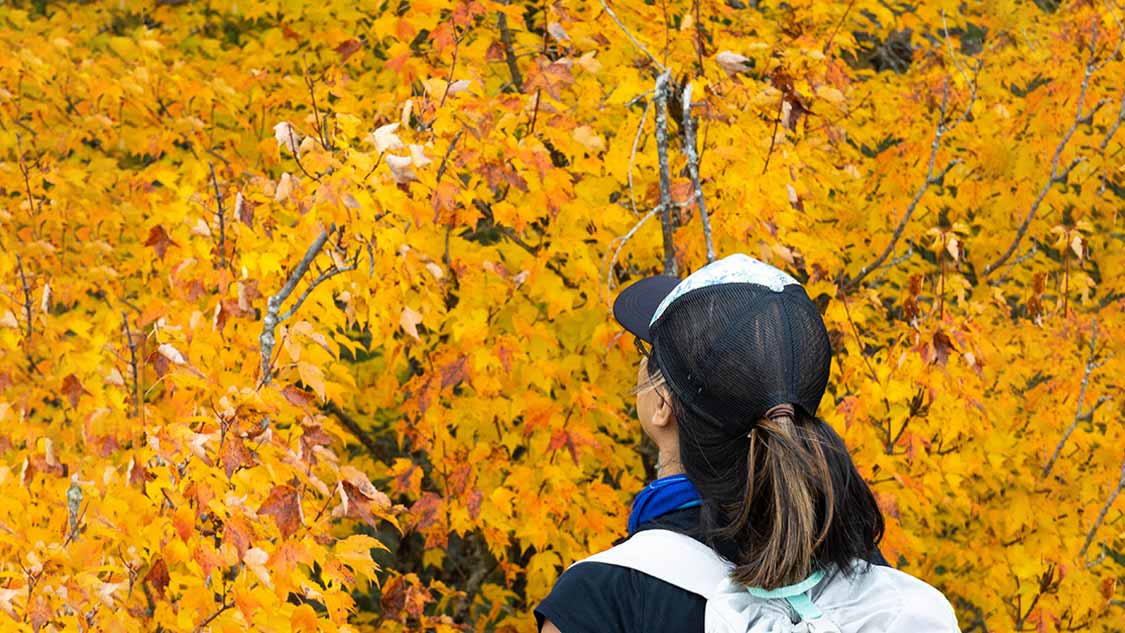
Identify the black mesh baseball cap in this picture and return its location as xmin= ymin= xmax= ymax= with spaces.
xmin=613 ymin=254 xmax=832 ymax=439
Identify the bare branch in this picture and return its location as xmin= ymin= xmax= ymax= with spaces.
xmin=1098 ymin=86 xmax=1125 ymax=153
xmin=598 ymin=0 xmax=665 ymax=70
xmin=1094 ymin=0 xmax=1125 ymax=72
xmin=1080 ymin=450 xmax=1125 ymax=558
xmin=497 ymin=7 xmax=524 ymax=90
xmin=122 ymin=311 xmax=140 ymax=418
xmin=681 ymin=82 xmax=715 ymax=263
xmin=16 ymin=133 xmax=42 ymax=216
xmin=259 ymin=225 xmax=349 ymax=386
xmin=320 ymin=400 xmax=384 ymax=458
xmin=303 ymin=59 xmax=330 ymax=150
xmin=604 ymin=206 xmax=662 ymax=301
xmin=939 ymin=9 xmax=984 ymax=132
xmin=653 ymin=71 xmax=678 ymax=276
xmin=15 ymin=254 xmax=38 ymax=373
xmin=984 ymin=21 xmax=1101 ymax=278
xmin=847 ymin=83 xmax=960 ymax=289
xmin=277 ymin=264 xmax=356 ymax=323
xmin=438 ymin=28 xmax=464 ymax=109
xmin=286 ymin=126 xmax=321 ymax=183
xmin=209 ymin=163 xmax=227 ymax=269
xmin=628 ymin=99 xmax=652 ymax=216
xmin=1042 ymin=320 xmax=1100 ymax=478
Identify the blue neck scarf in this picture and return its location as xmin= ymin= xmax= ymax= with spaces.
xmin=627 ymin=474 xmax=702 ymax=534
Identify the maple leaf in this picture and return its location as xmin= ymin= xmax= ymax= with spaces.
xmin=258 ymin=485 xmax=303 ymax=538
xmin=144 ymin=558 xmax=170 ymax=599
xmin=335 ymin=38 xmax=364 ymax=62
xmin=144 ymin=225 xmax=177 ymax=259
xmin=220 ymin=435 xmax=257 ymax=478
xmin=60 ymin=374 xmax=88 ymax=408
xmin=222 ymin=514 xmax=254 ymax=558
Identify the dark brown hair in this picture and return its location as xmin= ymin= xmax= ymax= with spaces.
xmin=649 ymin=365 xmax=885 ymax=589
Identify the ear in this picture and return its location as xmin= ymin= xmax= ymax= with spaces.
xmin=651 ymin=387 xmax=675 ymax=429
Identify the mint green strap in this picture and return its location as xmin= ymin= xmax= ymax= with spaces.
xmin=747 ymin=570 xmax=826 ymax=622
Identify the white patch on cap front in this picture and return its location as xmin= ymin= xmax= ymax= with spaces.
xmin=649 ymin=253 xmax=800 ymax=326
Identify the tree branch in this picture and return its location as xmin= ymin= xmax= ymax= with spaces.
xmin=847 ymin=82 xmax=960 ymax=289
xmin=682 ymin=83 xmax=715 ymax=263
xmin=497 ymin=6 xmax=524 ymax=90
xmin=604 ymin=206 xmax=662 ymax=302
xmin=1080 ymin=450 xmax=1125 ymax=558
xmin=984 ymin=21 xmax=1102 ymax=278
xmin=209 ymin=163 xmax=227 ymax=269
xmin=653 ymin=71 xmax=678 ymax=276
xmin=1042 ymin=320 xmax=1100 ymax=478
xmin=598 ymin=0 xmax=665 ymax=70
xmin=320 ymin=400 xmax=384 ymax=458
xmin=122 ymin=311 xmax=140 ymax=418
xmin=259 ymin=225 xmax=348 ymax=386
xmin=628 ymin=99 xmax=652 ymax=216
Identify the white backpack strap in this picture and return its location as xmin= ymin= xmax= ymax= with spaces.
xmin=571 ymin=529 xmax=732 ymax=598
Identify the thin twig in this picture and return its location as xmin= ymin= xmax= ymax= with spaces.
xmin=321 ymin=400 xmax=383 ymax=458
xmin=528 ymin=88 xmax=542 ymax=135
xmin=122 ymin=311 xmax=140 ymax=418
xmin=681 ymin=83 xmax=715 ymax=263
xmin=285 ymin=126 xmax=321 ymax=183
xmin=604 ymin=206 xmax=662 ymax=302
xmin=194 ymin=601 xmax=233 ymax=632
xmin=598 ymin=0 xmax=665 ymax=70
xmin=984 ymin=22 xmax=1103 ymax=278
xmin=823 ymin=0 xmax=858 ymax=54
xmin=498 ymin=5 xmax=524 ymax=90
xmin=1098 ymin=87 xmax=1125 ymax=192
xmin=1099 ymin=87 xmax=1125 ymax=154
xmin=1042 ymin=320 xmax=1100 ymax=478
xmin=628 ymin=99 xmax=652 ymax=216
xmin=847 ymin=82 xmax=960 ymax=289
xmin=15 ymin=255 xmax=36 ymax=372
xmin=1080 ymin=450 xmax=1125 ymax=558
xmin=438 ymin=29 xmax=464 ymax=110
xmin=209 ymin=163 xmax=227 ymax=269
xmin=435 ymin=129 xmax=465 ymax=278
xmin=16 ymin=134 xmax=41 ymax=215
xmin=653 ymin=71 xmax=678 ymax=276
xmin=303 ymin=60 xmax=330 ymax=150
xmin=761 ymin=95 xmax=783 ymax=175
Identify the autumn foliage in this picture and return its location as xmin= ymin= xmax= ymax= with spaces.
xmin=1 ymin=0 xmax=1124 ymax=631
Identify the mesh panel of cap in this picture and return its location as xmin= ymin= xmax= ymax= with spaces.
xmin=649 ymin=283 xmax=831 ymax=439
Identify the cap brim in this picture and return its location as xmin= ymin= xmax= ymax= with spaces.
xmin=613 ymin=275 xmax=681 ymax=342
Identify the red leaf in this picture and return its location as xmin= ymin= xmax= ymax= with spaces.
xmin=335 ymin=38 xmax=364 ymax=62
xmin=144 ymin=225 xmax=177 ymax=259
xmin=258 ymin=485 xmax=302 ymax=538
xmin=61 ymin=374 xmax=88 ymax=408
xmin=145 ymin=558 xmax=170 ymax=599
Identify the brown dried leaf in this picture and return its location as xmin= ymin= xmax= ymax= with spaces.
xmin=257 ymin=485 xmax=303 ymax=539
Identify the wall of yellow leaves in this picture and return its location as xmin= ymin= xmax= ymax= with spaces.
xmin=1 ymin=0 xmax=1123 ymax=631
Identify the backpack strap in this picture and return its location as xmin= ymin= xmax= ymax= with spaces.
xmin=572 ymin=529 xmax=732 ymax=598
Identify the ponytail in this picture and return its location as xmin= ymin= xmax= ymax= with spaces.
xmin=672 ymin=395 xmax=885 ymax=591
xmin=727 ymin=414 xmax=836 ymax=588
